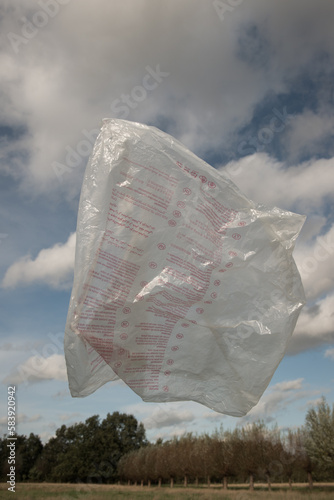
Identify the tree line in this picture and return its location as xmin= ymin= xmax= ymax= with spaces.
xmin=0 ymin=398 xmax=333 ymax=487
xmin=119 ymin=398 xmax=334 ymax=490
xmin=0 ymin=412 xmax=147 ymax=483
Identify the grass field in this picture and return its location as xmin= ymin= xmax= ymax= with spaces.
xmin=1 ymin=483 xmax=334 ymax=500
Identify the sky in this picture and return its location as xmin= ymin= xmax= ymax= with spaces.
xmin=0 ymin=0 xmax=333 ymax=444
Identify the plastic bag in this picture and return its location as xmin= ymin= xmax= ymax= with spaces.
xmin=64 ymin=118 xmax=305 ymax=416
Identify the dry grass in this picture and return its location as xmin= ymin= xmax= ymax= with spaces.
xmin=0 ymin=482 xmax=333 ymax=500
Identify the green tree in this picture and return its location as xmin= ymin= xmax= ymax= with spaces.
xmin=31 ymin=424 xmax=77 ymax=482
xmin=304 ymin=397 xmax=334 ymax=481
xmin=0 ymin=436 xmax=8 ymax=481
xmin=40 ymin=423 xmax=82 ymax=482
xmin=35 ymin=411 xmax=147 ymax=483
xmin=17 ymin=433 xmax=43 ymax=481
xmin=97 ymin=411 xmax=147 ymax=482
xmin=0 ymin=433 xmax=42 ymax=482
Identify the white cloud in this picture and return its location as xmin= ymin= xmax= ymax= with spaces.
xmin=17 ymin=413 xmax=42 ymax=424
xmin=3 ymin=0 xmax=334 ymax=195
xmin=0 ymin=413 xmax=41 ymax=429
xmin=285 ymin=110 xmax=334 ymax=162
xmin=152 ymin=427 xmax=189 ymax=442
xmin=221 ymin=153 xmax=334 ymax=215
xmin=123 ymin=401 xmax=203 ymax=439
xmin=235 ymin=0 xmax=334 ymax=75
xmin=3 ymin=353 xmax=67 ymax=385
xmin=59 ymin=412 xmax=81 ymax=422
xmin=239 ymin=378 xmax=320 ymax=424
xmin=202 ymin=411 xmax=226 ymax=422
xmin=0 ymin=341 xmax=41 ymax=352
xmin=221 ymin=154 xmax=334 ymax=355
xmin=272 ymin=379 xmax=304 ymax=392
xmin=299 ymin=397 xmax=325 ymax=412
xmin=325 ymin=348 xmax=334 ymax=361
xmin=39 ymin=430 xmax=56 ymax=444
xmin=288 ymin=293 xmax=334 ymax=354
xmin=52 ymin=389 xmax=71 ymax=399
xmin=294 ymin=223 xmax=334 ymax=300
xmin=0 ymin=0 xmax=333 ymax=449
xmin=296 ymin=215 xmax=327 ymax=245
xmin=142 ymin=407 xmax=195 ymax=430
xmin=1 ymin=232 xmax=75 ymax=289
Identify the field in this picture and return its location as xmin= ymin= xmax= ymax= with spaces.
xmin=1 ymin=483 xmax=334 ymax=500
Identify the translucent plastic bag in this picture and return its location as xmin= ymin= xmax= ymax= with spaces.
xmin=64 ymin=118 xmax=305 ymax=416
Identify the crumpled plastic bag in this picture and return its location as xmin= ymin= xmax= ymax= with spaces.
xmin=64 ymin=118 xmax=305 ymax=416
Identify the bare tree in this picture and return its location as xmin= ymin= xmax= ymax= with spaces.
xmin=211 ymin=429 xmax=236 ymax=489
xmin=163 ymin=438 xmax=180 ymax=487
xmin=233 ymin=422 xmax=267 ymax=490
xmin=293 ymin=428 xmax=314 ymax=489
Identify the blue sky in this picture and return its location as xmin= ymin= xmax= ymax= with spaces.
xmin=0 ymin=0 xmax=333 ymax=443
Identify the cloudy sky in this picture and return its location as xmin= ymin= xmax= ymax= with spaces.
xmin=0 ymin=0 xmax=333 ymax=443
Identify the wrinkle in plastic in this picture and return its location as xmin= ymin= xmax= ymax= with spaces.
xmin=64 ymin=118 xmax=305 ymax=416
